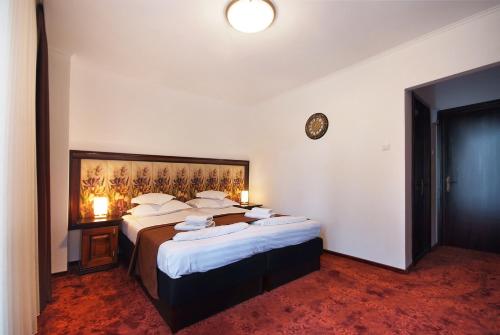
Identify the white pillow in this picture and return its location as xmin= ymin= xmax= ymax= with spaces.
xmin=186 ymin=198 xmax=238 ymax=209
xmin=195 ymin=190 xmax=228 ymax=200
xmin=131 ymin=193 xmax=175 ymax=205
xmin=128 ymin=200 xmax=191 ymax=217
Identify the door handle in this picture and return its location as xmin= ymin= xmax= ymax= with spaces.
xmin=445 ymin=176 xmax=456 ymax=192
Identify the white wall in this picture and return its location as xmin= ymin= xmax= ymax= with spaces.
xmin=64 ymin=58 xmax=253 ymax=262
xmin=437 ymin=65 xmax=500 ymax=109
xmin=416 ymin=65 xmax=500 ymax=119
xmin=248 ymin=8 xmax=500 ymax=269
xmin=48 ymin=49 xmax=71 ymax=273
xmin=69 ymin=58 xmax=252 ymax=159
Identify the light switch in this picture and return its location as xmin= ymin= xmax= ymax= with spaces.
xmin=382 ymin=144 xmax=391 ymax=151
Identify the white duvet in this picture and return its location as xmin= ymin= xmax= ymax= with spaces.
xmin=122 ymin=207 xmax=321 ymax=279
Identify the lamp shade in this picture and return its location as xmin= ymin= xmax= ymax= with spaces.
xmin=93 ymin=197 xmax=108 ymax=218
xmin=240 ymin=190 xmax=249 ymax=204
xmin=226 ymin=0 xmax=275 ymax=33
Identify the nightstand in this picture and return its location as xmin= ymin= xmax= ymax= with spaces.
xmin=69 ymin=217 xmax=123 ymax=274
xmin=234 ymin=203 xmax=263 ymax=210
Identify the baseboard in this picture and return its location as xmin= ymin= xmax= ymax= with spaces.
xmin=323 ymin=249 xmax=409 ymax=274
xmin=59 ymin=253 xmax=409 ymax=275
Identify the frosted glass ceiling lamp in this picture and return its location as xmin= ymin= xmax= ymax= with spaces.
xmin=226 ymin=0 xmax=276 ymax=33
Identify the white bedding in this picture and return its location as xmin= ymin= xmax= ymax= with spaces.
xmin=158 ymin=220 xmax=321 ymax=278
xmin=121 ymin=206 xmax=247 ymax=243
xmin=122 ymin=207 xmax=321 ymax=279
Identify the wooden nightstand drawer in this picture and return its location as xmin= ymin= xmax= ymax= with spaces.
xmin=80 ymin=226 xmax=118 ymax=273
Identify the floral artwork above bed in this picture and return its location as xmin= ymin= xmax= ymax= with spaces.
xmin=132 ymin=162 xmax=153 ymax=197
xmin=79 ymin=159 xmax=246 ymax=218
xmin=107 ymin=161 xmax=131 ymax=218
xmin=79 ymin=160 xmax=107 ymax=219
xmin=152 ymin=163 xmax=171 ymax=194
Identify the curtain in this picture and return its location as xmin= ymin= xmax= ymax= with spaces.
xmin=36 ymin=3 xmax=52 ymax=312
xmin=0 ymin=0 xmax=40 ymax=334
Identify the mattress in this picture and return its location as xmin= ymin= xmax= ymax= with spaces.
xmin=122 ymin=207 xmax=321 ymax=279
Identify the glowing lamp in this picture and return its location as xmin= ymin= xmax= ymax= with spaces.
xmin=226 ymin=0 xmax=276 ymax=33
xmin=93 ymin=197 xmax=109 ymax=218
xmin=240 ymin=190 xmax=249 ymax=205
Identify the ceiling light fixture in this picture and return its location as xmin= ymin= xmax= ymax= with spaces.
xmin=226 ymin=0 xmax=276 ymax=33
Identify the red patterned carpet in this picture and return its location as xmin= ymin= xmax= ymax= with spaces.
xmin=39 ymin=247 xmax=500 ymax=335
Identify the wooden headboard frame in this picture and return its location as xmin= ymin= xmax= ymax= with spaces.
xmin=68 ymin=150 xmax=250 ymax=228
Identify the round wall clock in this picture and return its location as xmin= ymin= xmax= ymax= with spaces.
xmin=305 ymin=113 xmax=329 ymax=139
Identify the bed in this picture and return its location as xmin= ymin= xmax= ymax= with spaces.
xmin=69 ymin=151 xmax=323 ymax=332
xmin=119 ymin=207 xmax=322 ymax=331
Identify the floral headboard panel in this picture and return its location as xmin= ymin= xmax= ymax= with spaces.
xmin=69 ymin=151 xmax=249 ymax=224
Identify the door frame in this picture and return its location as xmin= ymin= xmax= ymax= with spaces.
xmin=438 ymin=98 xmax=500 ymax=246
xmin=411 ymin=93 xmax=432 ymax=263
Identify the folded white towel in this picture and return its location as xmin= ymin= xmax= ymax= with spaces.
xmin=252 ymin=216 xmax=308 ymax=226
xmin=173 ymin=222 xmax=249 ymax=241
xmin=183 ymin=220 xmax=210 ymax=227
xmin=244 ymin=211 xmax=272 ymax=219
xmin=250 ymin=207 xmax=272 ymax=215
xmin=185 ymin=215 xmax=213 ymax=225
xmin=174 ymin=220 xmax=215 ymax=231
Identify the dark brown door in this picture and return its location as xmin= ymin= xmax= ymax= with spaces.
xmin=441 ymin=99 xmax=500 ymax=253
xmin=412 ymin=95 xmax=432 ymax=262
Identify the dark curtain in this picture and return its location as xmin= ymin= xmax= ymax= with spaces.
xmin=36 ymin=4 xmax=52 ymax=311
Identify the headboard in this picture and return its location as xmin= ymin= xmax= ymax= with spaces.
xmin=68 ymin=150 xmax=249 ymax=226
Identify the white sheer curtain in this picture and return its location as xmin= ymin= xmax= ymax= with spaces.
xmin=0 ymin=0 xmax=39 ymax=334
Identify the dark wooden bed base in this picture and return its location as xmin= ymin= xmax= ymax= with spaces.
xmin=119 ymin=232 xmax=322 ymax=332
xmin=264 ymin=238 xmax=322 ymax=291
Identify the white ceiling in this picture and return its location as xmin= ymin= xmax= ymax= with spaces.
xmin=45 ymin=0 xmax=500 ymax=105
